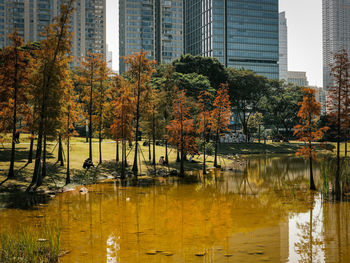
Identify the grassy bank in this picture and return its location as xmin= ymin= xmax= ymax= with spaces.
xmin=0 ymin=224 xmax=61 ymax=263
xmin=0 ymin=136 xmax=312 ymax=193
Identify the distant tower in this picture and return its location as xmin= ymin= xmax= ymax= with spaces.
xmin=119 ymin=0 xmax=183 ymax=73
xmin=0 ymin=0 xmax=106 ymax=66
xmin=279 ymin=12 xmax=288 ymax=81
xmin=184 ymin=0 xmax=279 ymax=80
xmin=106 ymin=44 xmax=113 ymax=70
xmin=323 ymin=0 xmax=350 ymax=88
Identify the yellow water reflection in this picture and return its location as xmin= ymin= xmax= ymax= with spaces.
xmin=0 ymin=155 xmax=349 ymax=262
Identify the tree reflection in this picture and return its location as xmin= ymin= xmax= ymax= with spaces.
xmin=294 ymin=193 xmax=324 ymax=263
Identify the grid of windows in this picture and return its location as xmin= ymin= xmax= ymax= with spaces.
xmin=0 ymin=0 xmax=106 ymax=67
xmin=184 ymin=0 xmax=279 ymax=80
xmin=119 ymin=0 xmax=183 ymax=73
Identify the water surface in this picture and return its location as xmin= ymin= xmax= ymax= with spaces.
xmin=0 ymin=155 xmax=349 ymax=262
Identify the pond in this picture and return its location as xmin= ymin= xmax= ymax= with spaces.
xmin=0 ymin=155 xmax=349 ymax=262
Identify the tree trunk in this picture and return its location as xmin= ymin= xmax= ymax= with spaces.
xmin=121 ymin=140 xmax=126 ymax=179
xmin=116 ymin=140 xmax=119 ymax=163
xmin=37 ymin=133 xmax=47 ymax=188
xmin=176 ymin=148 xmax=180 ymax=162
xmin=58 ymin=134 xmax=64 ymax=166
xmin=165 ymin=139 xmax=168 ymax=164
xmin=89 ymin=81 xmax=93 ymax=160
xmin=148 ymin=139 xmax=151 ymax=161
xmin=8 ymin=47 xmax=19 ymax=179
xmin=309 ymin=154 xmax=316 ymax=190
xmin=66 ymin=110 xmax=70 ymax=185
xmin=214 ymin=129 xmax=219 ymax=168
xmin=132 ymin=60 xmax=142 ymax=178
xmin=203 ymin=135 xmax=206 ymax=175
xmin=152 ymin=111 xmax=156 ymax=166
xmin=99 ymin=125 xmax=102 ymax=164
xmin=336 ymin=86 xmax=341 ymax=200
xmin=28 ymin=133 xmax=34 ymax=163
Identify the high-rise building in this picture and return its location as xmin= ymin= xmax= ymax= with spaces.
xmin=323 ymin=0 xmax=350 ymax=88
xmin=279 ymin=11 xmax=288 ymax=81
xmin=106 ymin=44 xmax=113 ymax=70
xmin=0 ymin=0 xmax=106 ymax=66
xmin=119 ymin=0 xmax=183 ymax=73
xmin=184 ymin=0 xmax=279 ymax=79
xmin=287 ymin=71 xmax=309 ymax=87
xmin=310 ymin=86 xmax=327 ymax=114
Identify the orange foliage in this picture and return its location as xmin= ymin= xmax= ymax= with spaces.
xmin=167 ymin=89 xmax=197 ymax=155
xmin=294 ymin=88 xmax=329 ymax=160
xmin=109 ymin=75 xmax=135 ymax=142
xmin=210 ymin=83 xmax=231 ymax=135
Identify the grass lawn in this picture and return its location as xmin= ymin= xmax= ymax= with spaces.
xmin=0 ymin=134 xmax=341 ymax=192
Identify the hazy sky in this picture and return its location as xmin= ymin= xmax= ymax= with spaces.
xmin=107 ymin=0 xmax=323 ymax=86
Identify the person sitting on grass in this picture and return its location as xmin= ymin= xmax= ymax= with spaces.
xmin=188 ymin=155 xmax=199 ymax=163
xmin=158 ymin=156 xmax=168 ymax=166
xmin=83 ymin=158 xmax=95 ymax=169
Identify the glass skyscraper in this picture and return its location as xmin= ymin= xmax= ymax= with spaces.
xmin=184 ymin=0 xmax=279 ymax=79
xmin=323 ymin=0 xmax=350 ymax=88
xmin=0 ymin=0 xmax=106 ymax=66
xmin=119 ymin=0 xmax=183 ymax=73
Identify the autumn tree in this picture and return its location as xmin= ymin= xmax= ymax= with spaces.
xmin=61 ymin=72 xmax=81 ymax=184
xmin=123 ymin=51 xmax=156 ymax=177
xmin=79 ymin=52 xmax=105 ymax=162
xmin=27 ymin=0 xmax=74 ymax=191
xmin=109 ymin=75 xmax=135 ymax=179
xmin=327 ymin=49 xmax=350 ymax=199
xmin=0 ymin=31 xmax=30 ymax=178
xmin=294 ymin=88 xmax=328 ymax=191
xmin=167 ymin=89 xmax=197 ymax=177
xmin=210 ymin=83 xmax=231 ymax=168
xmin=197 ymin=90 xmax=213 ymax=174
xmin=94 ymin=57 xmax=110 ymax=164
xmin=152 ymin=64 xmax=177 ymax=164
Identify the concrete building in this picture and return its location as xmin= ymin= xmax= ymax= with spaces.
xmin=106 ymin=44 xmax=113 ymax=70
xmin=184 ymin=0 xmax=279 ymax=79
xmin=119 ymin=0 xmax=183 ymax=73
xmin=323 ymin=0 xmax=350 ymax=88
xmin=0 ymin=0 xmax=106 ymax=66
xmin=287 ymin=71 xmax=309 ymax=87
xmin=310 ymin=86 xmax=327 ymax=114
xmin=279 ymin=12 xmax=288 ymax=81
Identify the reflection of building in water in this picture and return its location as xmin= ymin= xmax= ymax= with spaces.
xmin=323 ymin=202 xmax=350 ymax=262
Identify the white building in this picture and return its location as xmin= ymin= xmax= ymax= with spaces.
xmin=288 ymin=71 xmax=309 ymax=87
xmin=279 ymin=12 xmax=288 ymax=81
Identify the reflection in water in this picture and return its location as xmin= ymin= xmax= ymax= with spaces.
xmin=0 ymin=155 xmax=349 ymax=262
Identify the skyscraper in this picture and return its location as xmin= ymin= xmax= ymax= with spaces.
xmin=323 ymin=0 xmax=350 ymax=88
xmin=287 ymin=71 xmax=309 ymax=87
xmin=119 ymin=0 xmax=183 ymax=73
xmin=184 ymin=0 xmax=279 ymax=79
xmin=279 ymin=11 xmax=288 ymax=81
xmin=0 ymin=0 xmax=106 ymax=66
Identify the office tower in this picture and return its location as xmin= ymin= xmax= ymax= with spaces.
xmin=184 ymin=0 xmax=279 ymax=79
xmin=119 ymin=0 xmax=183 ymax=73
xmin=310 ymin=86 xmax=327 ymax=114
xmin=287 ymin=71 xmax=309 ymax=87
xmin=279 ymin=11 xmax=288 ymax=81
xmin=323 ymin=0 xmax=350 ymax=88
xmin=106 ymin=44 xmax=113 ymax=70
xmin=0 ymin=0 xmax=106 ymax=66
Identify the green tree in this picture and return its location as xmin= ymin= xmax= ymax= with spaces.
xmin=172 ymin=54 xmax=227 ymax=90
xmin=227 ymin=68 xmax=268 ymax=140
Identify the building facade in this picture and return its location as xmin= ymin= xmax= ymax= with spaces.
xmin=184 ymin=0 xmax=279 ymax=79
xmin=287 ymin=71 xmax=309 ymax=87
xmin=323 ymin=0 xmax=350 ymax=88
xmin=119 ymin=0 xmax=183 ymax=73
xmin=310 ymin=86 xmax=327 ymax=114
xmin=279 ymin=11 xmax=288 ymax=81
xmin=0 ymin=0 xmax=106 ymax=66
